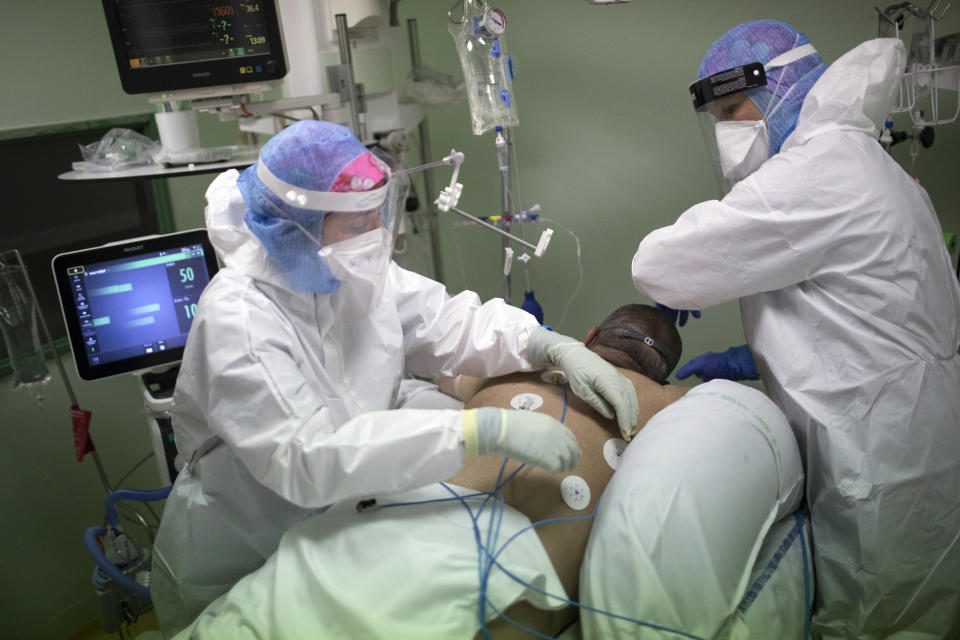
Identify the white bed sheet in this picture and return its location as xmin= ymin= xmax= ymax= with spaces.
xmin=579 ymin=380 xmax=807 ymax=639
xmin=174 ymin=483 xmax=567 ymax=639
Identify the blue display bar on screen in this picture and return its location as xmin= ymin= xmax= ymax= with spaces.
xmin=97 ymin=249 xmax=202 ymax=273
xmin=70 ymin=247 xmax=206 ymax=277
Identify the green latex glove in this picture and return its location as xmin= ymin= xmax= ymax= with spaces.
xmin=527 ymin=327 xmax=640 ymax=440
xmin=462 ymin=408 xmax=581 ymax=473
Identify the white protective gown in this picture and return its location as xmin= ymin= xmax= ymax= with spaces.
xmin=632 ymin=39 xmax=960 ymax=639
xmin=151 ymin=169 xmax=541 ymax=636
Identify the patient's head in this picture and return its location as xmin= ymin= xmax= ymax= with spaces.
xmin=584 ymin=304 xmax=682 ymax=383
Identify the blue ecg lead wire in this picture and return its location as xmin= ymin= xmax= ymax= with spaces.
xmin=371 ymin=383 xmax=718 ymax=639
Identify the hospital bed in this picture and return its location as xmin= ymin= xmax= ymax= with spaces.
xmin=174 ymin=379 xmax=812 ymax=639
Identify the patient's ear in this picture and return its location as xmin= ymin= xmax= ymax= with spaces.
xmin=584 ymin=327 xmax=599 ymax=348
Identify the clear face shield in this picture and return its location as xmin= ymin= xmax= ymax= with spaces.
xmin=690 ymin=41 xmax=820 ymax=196
xmin=689 ymin=62 xmax=769 ymax=196
xmin=254 ymin=152 xmax=405 ymax=250
xmin=369 ymin=147 xmax=411 ymax=248
xmin=254 ymin=152 xmax=408 ymax=314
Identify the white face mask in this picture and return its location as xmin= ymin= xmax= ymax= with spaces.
xmin=715 ymin=119 xmax=770 ymax=180
xmin=318 ymin=227 xmax=393 ymax=318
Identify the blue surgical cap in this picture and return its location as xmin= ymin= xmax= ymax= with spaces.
xmin=697 ymin=20 xmax=827 ymax=155
xmin=238 ymin=121 xmax=369 ymax=294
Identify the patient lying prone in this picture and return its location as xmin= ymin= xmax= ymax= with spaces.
xmin=174 ymin=305 xmax=689 ymax=639
xmin=451 ymin=365 xmax=687 ymax=638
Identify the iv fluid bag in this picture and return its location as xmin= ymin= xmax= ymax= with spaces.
xmin=449 ymin=6 xmax=519 ymax=135
xmin=0 ymin=257 xmax=51 ymax=390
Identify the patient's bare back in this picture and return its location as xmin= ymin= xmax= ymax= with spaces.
xmin=447 ymin=369 xmax=688 ymax=608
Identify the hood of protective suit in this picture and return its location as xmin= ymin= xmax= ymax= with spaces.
xmin=783 ymin=38 xmax=906 ymax=151
xmin=204 ymin=169 xmax=295 ymax=291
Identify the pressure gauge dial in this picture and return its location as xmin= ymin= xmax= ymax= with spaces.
xmin=482 ymin=8 xmax=507 ymax=36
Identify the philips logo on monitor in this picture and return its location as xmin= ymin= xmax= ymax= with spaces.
xmin=124 ymin=244 xmax=145 ymax=253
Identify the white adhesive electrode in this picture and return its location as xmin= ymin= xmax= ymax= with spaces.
xmin=510 ymin=392 xmax=544 ymax=411
xmin=603 ymin=438 xmax=627 ymax=470
xmin=560 ymin=475 xmax=591 ymax=511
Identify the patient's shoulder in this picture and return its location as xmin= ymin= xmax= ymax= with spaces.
xmin=612 ymin=368 xmax=691 ymax=403
xmin=466 ymin=371 xmax=554 ymax=409
xmin=659 ymin=382 xmax=693 ymax=404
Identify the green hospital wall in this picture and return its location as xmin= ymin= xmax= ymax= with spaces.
xmin=1 ymin=2 xmax=957 ymax=638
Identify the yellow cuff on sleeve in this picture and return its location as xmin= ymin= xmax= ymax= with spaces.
xmin=461 ymin=409 xmax=479 ymax=459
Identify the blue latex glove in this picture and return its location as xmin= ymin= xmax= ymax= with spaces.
xmin=675 ymin=344 xmax=758 ymax=382
xmin=655 ymin=303 xmax=702 ymax=327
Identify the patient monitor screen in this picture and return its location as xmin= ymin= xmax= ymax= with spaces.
xmin=102 ymin=0 xmax=288 ymax=94
xmin=116 ymin=1 xmax=276 ymax=68
xmin=53 ymin=231 xmax=218 ymax=380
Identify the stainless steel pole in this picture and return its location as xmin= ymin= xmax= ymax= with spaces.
xmin=5 ymin=250 xmax=112 ymax=492
xmin=334 ymin=14 xmax=363 ymax=139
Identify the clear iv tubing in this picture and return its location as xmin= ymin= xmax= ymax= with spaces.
xmin=542 ymin=218 xmax=584 ymax=329
xmin=446 ymin=122 xmax=585 ymax=329
xmin=447 ymin=213 xmax=583 ymax=327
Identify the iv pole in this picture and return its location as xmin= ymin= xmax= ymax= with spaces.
xmin=2 ymin=250 xmax=112 ymax=493
xmin=499 ymin=129 xmax=513 ymax=304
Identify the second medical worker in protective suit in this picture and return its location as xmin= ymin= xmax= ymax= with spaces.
xmin=151 ymin=120 xmax=639 ymax=636
xmin=632 ymin=20 xmax=960 ymax=640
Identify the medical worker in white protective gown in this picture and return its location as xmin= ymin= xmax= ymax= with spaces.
xmin=151 ymin=120 xmax=639 ymax=637
xmin=631 ymin=20 xmax=960 ymax=639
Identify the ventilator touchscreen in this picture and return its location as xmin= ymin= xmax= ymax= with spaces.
xmin=52 ymin=229 xmax=219 ymax=380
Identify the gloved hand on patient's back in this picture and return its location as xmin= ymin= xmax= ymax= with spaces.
xmin=462 ymin=408 xmax=581 ymax=473
xmin=675 ymin=344 xmax=758 ymax=382
xmin=527 ymin=327 xmax=640 ymax=440
xmin=655 ymin=303 xmax=701 ymax=327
